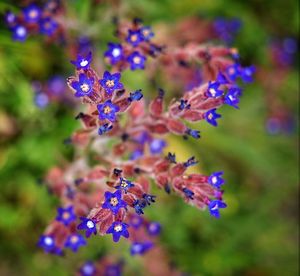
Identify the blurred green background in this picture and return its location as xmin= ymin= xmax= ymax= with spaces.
xmin=0 ymin=0 xmax=298 ymax=275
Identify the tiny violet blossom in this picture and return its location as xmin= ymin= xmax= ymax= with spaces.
xmin=39 ymin=17 xmax=58 ymax=36
xmin=216 ymin=72 xmax=229 ymax=84
xmin=207 ymin=81 xmax=223 ymax=98
xmin=38 ymin=235 xmax=55 ymax=253
xmin=140 ymin=26 xmax=154 ymax=41
xmin=186 ymin=128 xmax=201 ymax=139
xmin=104 ymin=43 xmax=123 ymax=64
xmin=99 ymin=71 xmax=124 ymax=94
xmin=147 ymin=222 xmax=161 ymax=236
xmin=130 ymin=215 xmax=144 ymax=229
xmin=34 ymin=93 xmax=49 ymax=108
xmin=240 ymin=65 xmax=256 ymax=83
xmin=64 ymin=233 xmax=87 ymax=252
xmin=126 ymin=29 xmax=144 ymax=47
xmin=143 ymin=194 xmax=156 ymax=205
xmin=183 ymin=156 xmax=198 ymax=168
xmin=149 ymin=139 xmax=167 ymax=154
xmin=71 ymin=52 xmax=92 ymax=69
xmin=224 ymin=87 xmax=242 ymax=108
xmin=208 ymin=200 xmax=227 ymax=218
xmin=71 ymin=73 xmax=94 ymax=97
xmin=23 ymin=4 xmax=41 ymax=23
xmin=130 ymin=241 xmax=153 ymax=255
xmin=12 ymin=25 xmax=27 ymax=42
xmin=105 ymin=264 xmax=122 ymax=276
xmin=226 ymin=63 xmax=240 ymax=81
xmin=77 ymin=217 xmax=97 ymax=238
xmin=106 ymin=221 xmax=129 ymax=242
xmin=205 ymin=109 xmax=222 ymax=126
xmin=182 ymin=188 xmax=195 ymax=200
xmin=178 ymin=99 xmax=191 ymax=110
xmin=98 ymin=123 xmax=113 ymax=135
xmin=115 ymin=178 xmax=135 ymax=193
xmin=127 ymin=51 xmax=146 ymax=70
xmin=79 ymin=261 xmax=96 ymax=276
xmin=4 ymin=11 xmax=16 ymax=25
xmin=128 ymin=89 xmax=143 ymax=102
xmin=208 ymin=171 xmax=225 ymax=189
xmin=133 ymin=200 xmax=146 ymax=215
xmin=56 ymin=206 xmax=76 ymax=226
xmin=97 ymin=100 xmax=120 ymax=122
xmin=102 ymin=189 xmax=127 ymax=214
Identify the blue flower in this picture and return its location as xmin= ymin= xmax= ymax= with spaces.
xmin=133 ymin=200 xmax=146 ymax=215
xmin=226 ymin=63 xmax=240 ymax=81
xmin=207 ymin=81 xmax=223 ymax=98
xmin=208 ymin=171 xmax=225 ymax=189
xmin=77 ymin=217 xmax=97 ymax=238
xmin=127 ymin=51 xmax=146 ymax=70
xmin=79 ymin=261 xmax=96 ymax=276
xmin=106 ymin=221 xmax=129 ymax=242
xmin=186 ymin=128 xmax=201 ymax=139
xmin=64 ymin=233 xmax=86 ymax=252
xmin=71 ymin=52 xmax=92 ymax=69
xmin=143 ymin=194 xmax=156 ymax=205
xmin=167 ymin=152 xmax=177 ymax=163
xmin=99 ymin=71 xmax=124 ymax=94
xmin=216 ymin=72 xmax=229 ymax=84
xmin=183 ymin=156 xmax=198 ymax=168
xmin=104 ymin=43 xmax=123 ymax=65
xmin=182 ymin=188 xmax=194 ymax=200
xmin=34 ymin=93 xmax=49 ymax=108
xmin=71 ymin=73 xmax=94 ymax=97
xmin=130 ymin=149 xmax=144 ymax=160
xmin=4 ymin=11 xmax=16 ymax=26
xmin=130 ymin=215 xmax=144 ymax=229
xmin=98 ymin=123 xmax=113 ymax=135
xmin=102 ymin=190 xmax=127 ymax=214
xmin=140 ymin=26 xmax=154 ymax=41
xmin=128 ymin=89 xmax=143 ymax=102
xmin=105 ymin=264 xmax=122 ymax=276
xmin=23 ymin=4 xmax=41 ymax=23
xmin=115 ymin=178 xmax=135 ymax=193
xmin=56 ymin=206 xmax=76 ymax=226
xmin=126 ymin=29 xmax=144 ymax=47
xmin=130 ymin=241 xmax=153 ymax=255
xmin=205 ymin=109 xmax=222 ymax=126
xmin=224 ymin=87 xmax=242 ymax=108
xmin=147 ymin=222 xmax=161 ymax=236
xmin=240 ymin=65 xmax=255 ymax=83
xmin=12 ymin=25 xmax=27 ymax=42
xmin=39 ymin=17 xmax=58 ymax=36
xmin=208 ymin=200 xmax=227 ymax=218
xmin=178 ymin=99 xmax=191 ymax=110
xmin=149 ymin=139 xmax=166 ymax=154
xmin=97 ymin=100 xmax=120 ymax=122
xmin=38 ymin=235 xmax=55 ymax=253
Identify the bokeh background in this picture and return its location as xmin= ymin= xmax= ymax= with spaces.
xmin=0 ymin=0 xmax=298 ymax=275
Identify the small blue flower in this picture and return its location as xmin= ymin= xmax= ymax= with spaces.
xmin=71 ymin=73 xmax=94 ymax=98
xmin=105 ymin=264 xmax=122 ymax=276
xmin=183 ymin=156 xmax=198 ymax=168
xmin=5 ymin=11 xmax=16 ymax=25
xmin=126 ymin=29 xmax=144 ymax=47
xmin=149 ymin=139 xmax=166 ymax=155
xmin=77 ymin=217 xmax=97 ymax=238
xmin=226 ymin=63 xmax=240 ymax=81
xmin=207 ymin=81 xmax=223 ymax=98
xmin=186 ymin=128 xmax=201 ymax=139
xmin=34 ymin=93 xmax=49 ymax=108
xmin=133 ymin=200 xmax=146 ymax=215
xmin=98 ymin=123 xmax=113 ymax=135
xmin=102 ymin=190 xmax=127 ymax=214
xmin=38 ymin=235 xmax=55 ymax=253
xmin=80 ymin=261 xmax=96 ymax=276
xmin=127 ymin=51 xmax=146 ymax=70
xmin=99 ymin=71 xmax=123 ymax=94
xmin=12 ymin=25 xmax=27 ymax=42
xmin=143 ymin=194 xmax=156 ymax=205
xmin=224 ymin=87 xmax=242 ymax=109
xmin=140 ymin=26 xmax=154 ymax=41
xmin=208 ymin=200 xmax=227 ymax=218
xmin=115 ymin=178 xmax=135 ymax=193
xmin=182 ymin=188 xmax=194 ymax=200
xmin=130 ymin=215 xmax=144 ymax=228
xmin=97 ymin=100 xmax=120 ymax=122
xmin=167 ymin=152 xmax=177 ymax=163
xmin=178 ymin=99 xmax=191 ymax=110
xmin=106 ymin=221 xmax=129 ymax=242
xmin=23 ymin=4 xmax=41 ymax=23
xmin=104 ymin=43 xmax=123 ymax=64
xmin=64 ymin=233 xmax=86 ymax=252
xmin=240 ymin=65 xmax=255 ymax=83
xmin=208 ymin=171 xmax=225 ymax=189
xmin=216 ymin=72 xmax=229 ymax=84
xmin=71 ymin=52 xmax=92 ymax=70
xmin=130 ymin=149 xmax=144 ymax=160
xmin=56 ymin=206 xmax=76 ymax=226
xmin=130 ymin=241 xmax=153 ymax=255
xmin=128 ymin=89 xmax=143 ymax=102
xmin=39 ymin=17 xmax=58 ymax=36
xmin=147 ymin=222 xmax=161 ymax=236
xmin=205 ymin=109 xmax=222 ymax=127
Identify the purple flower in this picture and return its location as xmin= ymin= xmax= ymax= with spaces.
xmin=183 ymin=156 xmax=198 ymax=168
xmin=207 ymin=81 xmax=223 ymax=98
xmin=186 ymin=128 xmax=201 ymax=139
xmin=48 ymin=75 xmax=65 ymax=95
xmin=205 ymin=109 xmax=222 ymax=126
xmin=143 ymin=193 xmax=156 ymax=205
xmin=208 ymin=171 xmax=225 ymax=189
xmin=106 ymin=221 xmax=129 ymax=242
xmin=127 ymin=51 xmax=146 ymax=70
xmin=71 ymin=52 xmax=92 ymax=69
xmin=240 ymin=65 xmax=255 ymax=83
xmin=208 ymin=200 xmax=227 ymax=218
xmin=226 ymin=63 xmax=240 ymax=81
xmin=130 ymin=241 xmax=153 ymax=255
xmin=182 ymin=188 xmax=194 ymax=199
xmin=140 ymin=26 xmax=154 ymax=41
xmin=133 ymin=200 xmax=146 ymax=215
xmin=64 ymin=233 xmax=86 ymax=252
xmin=4 ymin=11 xmax=16 ymax=26
xmin=98 ymin=123 xmax=113 ymax=135
xmin=178 ymin=99 xmax=191 ymax=110
xmin=39 ymin=17 xmax=58 ymax=36
xmin=224 ymin=87 xmax=242 ymax=108
xmin=99 ymin=71 xmax=123 ymax=94
xmin=149 ymin=139 xmax=166 ymax=154
xmin=104 ymin=264 xmax=122 ymax=276
xmin=80 ymin=261 xmax=96 ymax=276
xmin=102 ymin=190 xmax=127 ymax=214
xmin=130 ymin=149 xmax=144 ymax=160
xmin=115 ymin=178 xmax=135 ymax=193
xmin=71 ymin=73 xmax=94 ymax=97
xmin=34 ymin=93 xmax=49 ymax=108
xmin=130 ymin=215 xmax=144 ymax=229
xmin=128 ymin=89 xmax=143 ymax=102
xmin=23 ymin=4 xmax=41 ymax=23
xmin=12 ymin=25 xmax=27 ymax=42
xmin=56 ymin=206 xmax=76 ymax=226
xmin=104 ymin=43 xmax=123 ymax=65
xmin=77 ymin=217 xmax=97 ymax=238
xmin=38 ymin=235 xmax=55 ymax=253
xmin=97 ymin=100 xmax=120 ymax=122
xmin=147 ymin=222 xmax=161 ymax=236
xmin=216 ymin=72 xmax=229 ymax=84
xmin=126 ymin=29 xmax=144 ymax=47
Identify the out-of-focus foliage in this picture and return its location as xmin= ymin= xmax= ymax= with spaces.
xmin=0 ymin=0 xmax=298 ymax=275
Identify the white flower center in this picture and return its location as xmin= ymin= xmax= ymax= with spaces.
xmin=44 ymin=237 xmax=53 ymax=246
xmin=16 ymin=26 xmax=26 ymax=37
xmin=209 ymin=88 xmax=216 ymax=96
xmin=86 ymin=220 xmax=94 ymax=229
xmin=133 ymin=56 xmax=141 ymax=64
xmin=82 ymin=264 xmax=94 ymax=275
xmin=80 ymin=83 xmax=90 ymax=92
xmin=211 ymin=204 xmax=218 ymax=211
xmin=114 ymin=224 xmax=122 ymax=232
xmin=112 ymin=48 xmax=121 ymax=57
xmin=29 ymin=10 xmax=38 ymax=19
xmin=212 ymin=176 xmax=217 ymax=184
xmin=80 ymin=59 xmax=88 ymax=67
